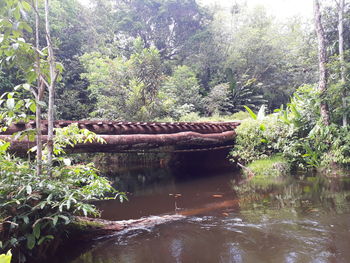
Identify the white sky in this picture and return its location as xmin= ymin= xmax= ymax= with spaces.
xmin=78 ymin=0 xmax=315 ymax=20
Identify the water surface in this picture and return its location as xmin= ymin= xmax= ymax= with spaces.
xmin=64 ymin=166 xmax=350 ymax=263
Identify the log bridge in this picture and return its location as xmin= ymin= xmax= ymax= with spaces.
xmin=0 ymin=120 xmax=240 ymax=154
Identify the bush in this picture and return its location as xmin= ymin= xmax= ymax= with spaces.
xmin=230 ymin=114 xmax=292 ymax=164
xmin=0 ymin=125 xmax=125 ymax=262
xmin=231 ymin=85 xmax=350 ymax=170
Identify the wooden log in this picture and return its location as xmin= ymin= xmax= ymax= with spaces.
xmin=1 ymin=121 xmax=240 ymax=135
xmin=0 ymin=130 xmax=236 ymax=154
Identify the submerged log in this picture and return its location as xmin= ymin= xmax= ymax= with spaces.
xmin=70 ymin=196 xmax=245 ymax=240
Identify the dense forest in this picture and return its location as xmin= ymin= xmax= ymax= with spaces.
xmin=0 ymin=0 xmax=325 ymax=121
xmin=1 ymin=0 xmax=350 ymax=262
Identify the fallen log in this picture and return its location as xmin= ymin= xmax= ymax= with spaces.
xmin=1 ymin=121 xmax=240 ymax=135
xmin=0 ymin=130 xmax=236 ymax=154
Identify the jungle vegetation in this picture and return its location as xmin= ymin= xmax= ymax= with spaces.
xmin=1 ymin=0 xmax=350 ymax=261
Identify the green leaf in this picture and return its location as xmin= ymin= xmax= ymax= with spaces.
xmin=26 ymin=234 xmax=35 ymax=250
xmin=244 ymin=105 xmax=257 ymax=120
xmin=33 ymin=224 xmax=41 ymax=239
xmin=261 ymin=138 xmax=268 ymax=143
xmin=37 ymin=235 xmax=54 ymax=245
xmin=52 ymin=216 xmax=58 ymax=226
xmin=6 ymin=98 xmax=15 ymax=110
xmin=36 ymin=100 xmax=47 ymax=107
xmin=14 ymin=7 xmax=21 ymax=20
xmin=0 ymin=250 xmax=12 ymax=263
xmin=22 ymin=1 xmax=32 ymax=11
xmin=29 ymin=102 xmax=36 ymax=113
xmin=22 ymin=216 xmax=29 ymax=224
xmin=23 ymin=83 xmax=30 ymax=91
xmin=21 ymin=22 xmax=32 ymax=33
xmin=15 ymin=100 xmax=24 ymax=110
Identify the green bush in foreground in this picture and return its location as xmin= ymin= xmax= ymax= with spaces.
xmin=0 ymin=125 xmax=125 ymax=262
xmin=230 ymin=114 xmax=292 ymax=164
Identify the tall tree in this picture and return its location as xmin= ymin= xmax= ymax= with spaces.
xmin=105 ymin=0 xmax=211 ymax=61
xmin=314 ymin=0 xmax=330 ymax=126
xmin=337 ymin=0 xmax=347 ymax=126
xmin=34 ymin=0 xmax=44 ymax=176
xmin=44 ymin=0 xmax=59 ymax=169
xmin=80 ymin=40 xmax=165 ymax=121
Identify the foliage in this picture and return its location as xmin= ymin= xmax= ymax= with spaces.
xmin=245 ymin=155 xmax=290 ymax=178
xmin=0 ymin=0 xmax=35 ymax=82
xmin=0 ymin=0 xmax=64 ymax=90
xmin=0 ymin=90 xmax=36 ymax=131
xmin=230 ymin=114 xmax=292 ymax=164
xmin=0 ymin=251 xmax=12 ymax=263
xmin=178 ymin=112 xmax=201 ymax=122
xmin=108 ymin=0 xmax=211 ymax=61
xmin=232 ymin=84 xmax=350 ymax=170
xmin=326 ymin=53 xmax=350 ymax=125
xmin=203 ymin=83 xmax=231 ymax=115
xmin=230 ymin=111 xmax=251 ymax=121
xmin=203 ymin=68 xmax=266 ymax=116
xmin=0 ymin=124 xmax=125 ymax=262
xmin=302 ymin=124 xmax=350 ymax=168
xmin=223 ymin=6 xmax=317 ymax=110
xmin=0 ymin=0 xmax=327 ymax=121
xmin=80 ymin=40 xmax=166 ymax=121
xmin=161 ymin=65 xmax=203 ymax=119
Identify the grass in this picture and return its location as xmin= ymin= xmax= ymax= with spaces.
xmin=246 ymin=155 xmax=290 ymax=178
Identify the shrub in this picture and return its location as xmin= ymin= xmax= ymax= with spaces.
xmin=230 ymin=114 xmax=292 ymax=164
xmin=0 ymin=125 xmax=125 ymax=262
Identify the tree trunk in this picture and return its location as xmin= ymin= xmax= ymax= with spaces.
xmin=35 ymin=0 xmax=43 ymax=176
xmin=44 ymin=0 xmax=57 ymax=170
xmin=314 ymin=0 xmax=330 ymax=126
xmin=338 ymin=0 xmax=347 ymax=126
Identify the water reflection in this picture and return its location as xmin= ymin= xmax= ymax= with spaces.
xmin=63 ymin=167 xmax=350 ymax=263
xmin=234 ymin=174 xmax=350 ymax=215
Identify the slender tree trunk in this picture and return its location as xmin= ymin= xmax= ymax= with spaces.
xmin=314 ymin=0 xmax=330 ymax=126
xmin=35 ymin=0 xmax=43 ymax=176
xmin=44 ymin=0 xmax=56 ymax=170
xmin=338 ymin=0 xmax=347 ymax=126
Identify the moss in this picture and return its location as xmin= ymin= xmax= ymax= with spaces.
xmin=70 ymin=219 xmax=104 ymax=231
xmin=246 ymin=155 xmax=290 ymax=178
